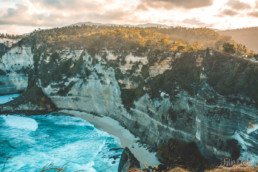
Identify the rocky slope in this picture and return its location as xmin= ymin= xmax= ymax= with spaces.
xmin=0 ymin=45 xmax=33 ymax=95
xmin=118 ymin=147 xmax=140 ymax=172
xmin=0 ymin=35 xmax=257 ymax=170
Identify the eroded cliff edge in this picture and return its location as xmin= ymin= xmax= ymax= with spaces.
xmin=0 ymin=36 xmax=257 ymax=169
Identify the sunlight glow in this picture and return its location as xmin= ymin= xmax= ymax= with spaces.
xmin=1 ymin=0 xmax=258 ymax=34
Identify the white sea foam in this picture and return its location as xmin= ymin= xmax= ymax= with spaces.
xmin=82 ymin=161 xmax=97 ymax=172
xmin=0 ymin=114 xmax=122 ymax=171
xmin=45 ymin=115 xmax=94 ymax=127
xmin=2 ymin=115 xmax=38 ymax=131
xmin=49 ymin=140 xmax=105 ymax=160
xmin=60 ymin=110 xmax=160 ymax=168
xmin=0 ymin=94 xmax=19 ymax=104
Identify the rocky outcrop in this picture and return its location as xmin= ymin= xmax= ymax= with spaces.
xmin=0 ymin=85 xmax=56 ymax=114
xmin=0 ymin=37 xmax=257 ymax=167
xmin=157 ymin=138 xmax=210 ymax=171
xmin=0 ymin=45 xmax=33 ymax=95
xmin=118 ymin=147 xmax=140 ymax=172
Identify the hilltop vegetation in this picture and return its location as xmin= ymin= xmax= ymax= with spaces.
xmin=0 ymin=33 xmax=25 ymax=39
xmin=14 ymin=25 xmax=257 ymax=59
xmin=219 ymin=27 xmax=258 ymax=54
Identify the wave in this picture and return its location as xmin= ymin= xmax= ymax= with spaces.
xmin=2 ymin=115 xmax=38 ymax=131
xmin=44 ymin=114 xmax=95 ymax=127
xmin=0 ymin=114 xmax=122 ymax=171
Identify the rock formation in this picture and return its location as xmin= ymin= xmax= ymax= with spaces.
xmin=118 ymin=147 xmax=140 ymax=172
xmin=0 ymin=33 xmax=257 ymax=169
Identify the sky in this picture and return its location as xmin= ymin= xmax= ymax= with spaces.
xmin=1 ymin=0 xmax=258 ymax=34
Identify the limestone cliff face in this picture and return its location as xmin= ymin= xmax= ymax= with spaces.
xmin=0 ymin=40 xmax=257 ymax=164
xmin=0 ymin=43 xmax=33 ymax=95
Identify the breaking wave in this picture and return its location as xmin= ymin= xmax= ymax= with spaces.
xmin=0 ymin=114 xmax=122 ymax=172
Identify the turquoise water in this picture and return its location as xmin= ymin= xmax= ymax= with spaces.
xmin=0 ymin=94 xmax=20 ymax=104
xmin=0 ymin=114 xmax=123 ymax=172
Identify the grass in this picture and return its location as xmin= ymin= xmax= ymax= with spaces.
xmin=129 ymin=164 xmax=258 ymax=172
xmin=204 ymin=162 xmax=258 ymax=172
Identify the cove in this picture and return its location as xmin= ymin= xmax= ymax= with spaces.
xmin=0 ymin=114 xmax=123 ymax=172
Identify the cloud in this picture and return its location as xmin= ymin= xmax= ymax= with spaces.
xmin=226 ymin=0 xmax=251 ymax=10
xmin=0 ymin=3 xmax=59 ymax=26
xmin=221 ymin=9 xmax=239 ymax=16
xmin=86 ymin=10 xmax=129 ymax=22
xmin=138 ymin=0 xmax=214 ymax=10
xmin=182 ymin=18 xmax=213 ymax=27
xmin=3 ymin=4 xmax=28 ymax=18
xmin=32 ymin=0 xmax=102 ymax=11
xmin=33 ymin=0 xmax=64 ymax=7
xmin=249 ymin=10 xmax=258 ymax=17
xmin=0 ymin=0 xmax=130 ymax=27
xmin=1 ymin=0 xmax=258 ymax=34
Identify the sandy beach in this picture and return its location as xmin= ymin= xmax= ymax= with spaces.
xmin=59 ymin=109 xmax=160 ymax=168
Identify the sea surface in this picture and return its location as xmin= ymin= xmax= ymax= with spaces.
xmin=0 ymin=94 xmax=20 ymax=104
xmin=0 ymin=95 xmax=123 ymax=172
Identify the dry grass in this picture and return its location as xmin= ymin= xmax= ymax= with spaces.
xmin=168 ymin=167 xmax=190 ymax=172
xmin=128 ymin=168 xmax=141 ymax=172
xmin=129 ymin=167 xmax=190 ymax=172
xmin=205 ymin=163 xmax=258 ymax=172
xmin=129 ymin=164 xmax=258 ymax=172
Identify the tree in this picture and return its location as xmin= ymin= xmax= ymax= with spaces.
xmin=254 ymin=53 xmax=258 ymax=60
xmin=177 ymin=46 xmax=185 ymax=52
xmin=193 ymin=41 xmax=204 ymax=50
xmin=223 ymin=43 xmax=235 ymax=54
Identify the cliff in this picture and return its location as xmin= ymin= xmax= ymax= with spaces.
xmin=0 ymin=29 xmax=257 ymax=171
xmin=118 ymin=147 xmax=140 ymax=172
xmin=0 ymin=45 xmax=33 ymax=95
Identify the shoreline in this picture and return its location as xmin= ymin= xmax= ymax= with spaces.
xmin=59 ymin=109 xmax=160 ymax=168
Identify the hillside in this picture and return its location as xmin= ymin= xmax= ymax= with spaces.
xmin=219 ymin=27 xmax=258 ymax=53
xmin=0 ymin=25 xmax=257 ymax=171
xmin=16 ymin=25 xmax=257 ymax=59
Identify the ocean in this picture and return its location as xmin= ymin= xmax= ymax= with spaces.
xmin=0 ymin=95 xmax=123 ymax=172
